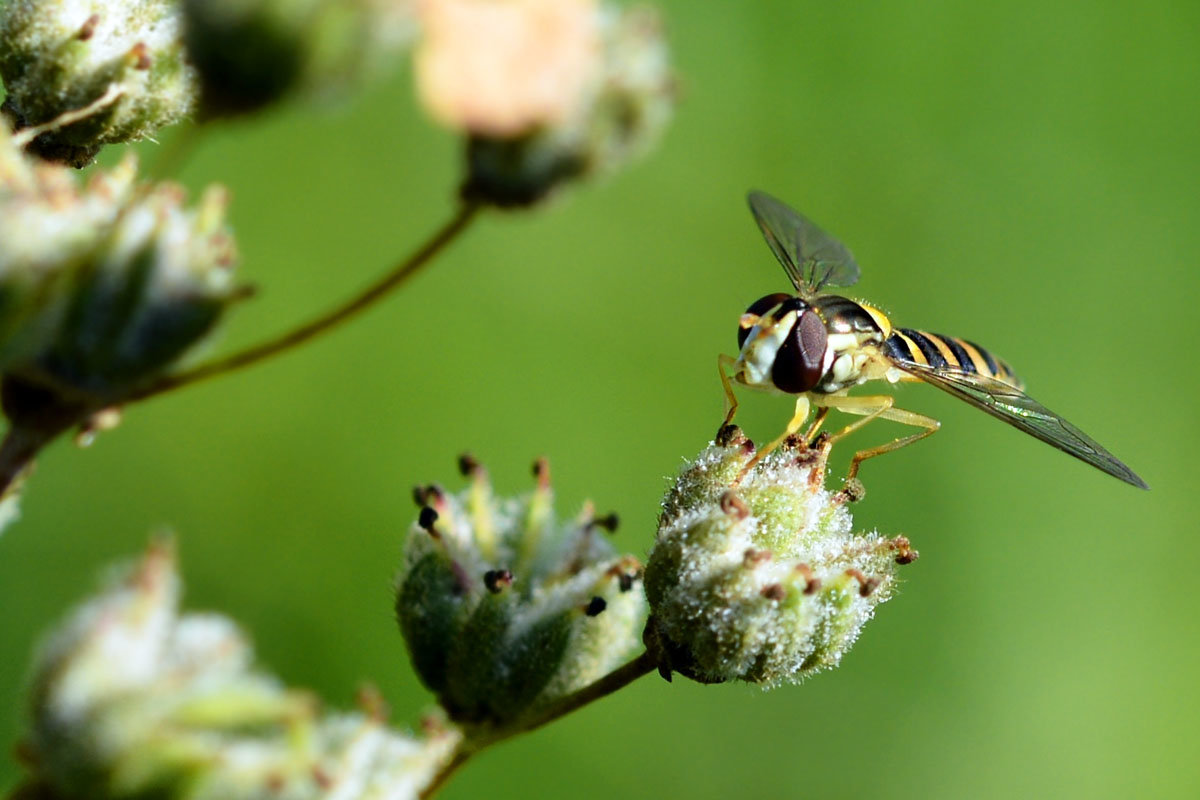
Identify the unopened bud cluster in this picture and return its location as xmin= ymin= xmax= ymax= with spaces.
xmin=644 ymin=427 xmax=918 ymax=686
xmin=182 ymin=0 xmax=416 ymax=118
xmin=415 ymin=0 xmax=675 ymax=207
xmin=0 ymin=0 xmax=196 ymax=166
xmin=0 ymin=128 xmax=243 ymax=458
xmin=18 ymin=539 xmax=460 ymax=800
xmin=396 ymin=455 xmax=645 ymax=725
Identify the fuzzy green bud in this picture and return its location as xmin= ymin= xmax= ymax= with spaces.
xmin=0 ymin=128 xmax=246 ymax=488
xmin=17 ymin=538 xmax=461 ymax=800
xmin=0 ymin=0 xmax=197 ymax=167
xmin=396 ymin=455 xmax=645 ymax=725
xmin=643 ymin=427 xmax=918 ymax=687
xmin=416 ymin=0 xmax=675 ymax=207
xmin=182 ymin=0 xmax=415 ymax=118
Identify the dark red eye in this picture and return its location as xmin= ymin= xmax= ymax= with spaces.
xmin=737 ymin=293 xmax=792 ymax=349
xmin=770 ymin=308 xmax=828 ymax=393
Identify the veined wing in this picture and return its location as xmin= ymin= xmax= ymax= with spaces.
xmin=747 ymin=190 xmax=860 ymax=296
xmin=896 ymin=360 xmax=1148 ymax=489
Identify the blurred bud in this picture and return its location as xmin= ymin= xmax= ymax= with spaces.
xmin=643 ymin=428 xmax=918 ymax=686
xmin=0 ymin=0 xmax=197 ymax=167
xmin=18 ymin=538 xmax=461 ymax=800
xmin=396 ymin=455 xmax=645 ymax=724
xmin=0 ymin=128 xmax=245 ymax=488
xmin=182 ymin=0 xmax=416 ymax=119
xmin=415 ymin=0 xmax=676 ymax=207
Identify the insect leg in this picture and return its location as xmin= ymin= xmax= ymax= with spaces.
xmin=736 ymin=394 xmax=811 ymax=482
xmin=718 ymin=353 xmax=739 ymax=426
xmin=815 ymin=395 xmax=941 ymax=481
xmin=802 ymin=406 xmax=830 ymax=445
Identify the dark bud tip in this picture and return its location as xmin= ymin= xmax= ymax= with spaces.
xmin=592 ymin=512 xmax=619 ymax=533
xmin=130 ymin=42 xmax=151 ymax=70
xmin=483 ymin=569 xmax=513 ymax=593
xmin=418 ymin=506 xmax=439 ymax=532
xmin=892 ymin=536 xmax=919 ymax=565
xmin=310 ymin=768 xmax=333 ymax=791
xmin=532 ymin=457 xmax=551 ymax=488
xmin=845 ymin=569 xmax=880 ymax=597
xmin=355 ymin=684 xmax=389 ymax=721
xmin=743 ymin=548 xmax=772 ymax=567
xmin=760 ymin=583 xmax=786 ymax=602
xmin=719 ymin=491 xmax=750 ymax=520
xmin=457 ymin=452 xmax=481 ymax=476
xmin=78 ymin=13 xmax=100 ymax=40
xmin=835 ymin=478 xmax=866 ymax=505
xmin=585 ymin=596 xmax=607 ymax=617
xmin=715 ymin=423 xmax=747 ymax=448
xmin=782 ymin=433 xmax=807 ymax=452
xmin=795 ymin=563 xmax=818 ymax=594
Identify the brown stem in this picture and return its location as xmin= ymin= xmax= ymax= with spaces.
xmin=129 ymin=201 xmax=482 ymax=403
xmin=419 ymin=650 xmax=658 ymax=800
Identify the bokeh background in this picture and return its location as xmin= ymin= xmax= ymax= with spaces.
xmin=3 ymin=1 xmax=1199 ymax=797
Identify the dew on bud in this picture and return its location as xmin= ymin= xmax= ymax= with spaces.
xmin=643 ymin=428 xmax=918 ymax=687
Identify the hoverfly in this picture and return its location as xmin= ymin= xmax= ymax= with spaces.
xmin=719 ymin=190 xmax=1148 ymax=489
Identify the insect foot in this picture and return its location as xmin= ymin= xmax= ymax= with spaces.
xmin=396 ymin=454 xmax=646 ymax=726
xmin=0 ymin=0 xmax=197 ymax=167
xmin=643 ymin=431 xmax=917 ymax=687
xmin=15 ymin=537 xmax=461 ymax=800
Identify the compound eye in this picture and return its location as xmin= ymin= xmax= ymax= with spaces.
xmin=770 ymin=307 xmax=829 ymax=393
xmin=737 ymin=292 xmax=793 ymax=349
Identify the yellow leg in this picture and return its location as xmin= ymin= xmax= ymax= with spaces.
xmin=802 ymin=406 xmax=829 ymax=444
xmin=813 ymin=395 xmax=940 ymax=481
xmin=737 ymin=395 xmax=811 ymax=482
xmin=718 ymin=353 xmax=739 ymax=426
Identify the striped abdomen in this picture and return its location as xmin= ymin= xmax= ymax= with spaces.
xmin=884 ymin=328 xmax=1023 ymax=389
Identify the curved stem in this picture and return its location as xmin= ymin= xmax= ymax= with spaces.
xmin=130 ymin=201 xmax=482 ymax=402
xmin=419 ymin=650 xmax=657 ymax=800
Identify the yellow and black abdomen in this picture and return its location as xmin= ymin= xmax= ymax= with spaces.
xmin=884 ymin=328 xmax=1023 ymax=389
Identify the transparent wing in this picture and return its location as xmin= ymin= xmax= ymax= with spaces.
xmin=747 ymin=190 xmax=861 ymax=296
xmin=896 ymin=361 xmax=1148 ymax=489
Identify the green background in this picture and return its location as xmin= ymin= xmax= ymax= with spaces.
xmin=2 ymin=1 xmax=1198 ymax=797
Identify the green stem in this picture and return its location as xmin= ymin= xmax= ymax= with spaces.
xmin=419 ymin=650 xmax=658 ymax=800
xmin=130 ymin=201 xmax=481 ymax=402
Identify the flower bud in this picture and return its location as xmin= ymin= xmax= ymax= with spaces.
xmin=182 ymin=0 xmax=416 ymax=118
xmin=415 ymin=0 xmax=675 ymax=207
xmin=0 ymin=128 xmax=246 ymax=486
xmin=643 ymin=428 xmax=918 ymax=686
xmin=0 ymin=0 xmax=197 ymax=167
xmin=396 ymin=455 xmax=645 ymax=724
xmin=18 ymin=538 xmax=461 ymax=800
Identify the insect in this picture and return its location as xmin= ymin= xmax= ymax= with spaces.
xmin=719 ymin=190 xmax=1148 ymax=489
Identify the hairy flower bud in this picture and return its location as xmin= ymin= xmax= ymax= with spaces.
xmin=396 ymin=455 xmax=645 ymax=725
xmin=643 ymin=427 xmax=918 ymax=686
xmin=17 ymin=538 xmax=461 ymax=800
xmin=182 ymin=0 xmax=416 ymax=118
xmin=0 ymin=0 xmax=197 ymax=167
xmin=415 ymin=0 xmax=675 ymax=207
xmin=0 ymin=128 xmax=246 ymax=490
